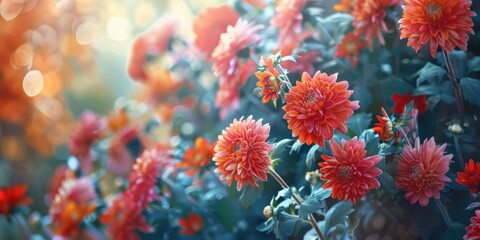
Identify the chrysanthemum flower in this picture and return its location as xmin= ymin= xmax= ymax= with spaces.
xmin=48 ymin=166 xmax=75 ymax=204
xmin=178 ymin=137 xmax=215 ymax=176
xmin=100 ymin=194 xmax=152 ymax=240
xmin=108 ymin=108 xmax=129 ymax=132
xmin=193 ymin=5 xmax=239 ymax=57
xmin=319 ymin=137 xmax=382 ymax=203
xmin=50 ymin=178 xmax=96 ymax=237
xmin=126 ymin=145 xmax=174 ymax=209
xmin=213 ymin=116 xmax=273 ymax=191
xmin=373 ymin=108 xmax=395 ymax=142
xmin=271 ymin=0 xmax=309 ymax=46
xmin=68 ymin=111 xmax=106 ymax=173
xmin=0 ymin=184 xmax=32 ymax=217
xmin=283 ymin=71 xmax=360 ymax=147
xmin=334 ymin=0 xmax=356 ymax=12
xmin=178 ymin=212 xmax=204 ymax=235
xmin=396 ymin=137 xmax=452 ymax=206
xmin=255 ymin=56 xmax=282 ymax=105
xmin=352 ymin=0 xmax=401 ymax=48
xmin=392 ymin=93 xmax=428 ymax=114
xmin=399 ymin=0 xmax=476 ymax=58
xmin=335 ymin=33 xmax=366 ymax=68
xmin=465 ymin=210 xmax=480 ymax=240
xmin=456 ymin=159 xmax=480 ymax=194
xmin=212 ymin=19 xmax=263 ymax=119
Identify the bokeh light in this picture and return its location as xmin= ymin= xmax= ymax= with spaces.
xmin=22 ymin=70 xmax=44 ymax=97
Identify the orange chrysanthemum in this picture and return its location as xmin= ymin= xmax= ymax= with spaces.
xmin=334 ymin=0 xmax=356 ymax=12
xmin=456 ymin=159 xmax=480 ymax=194
xmin=399 ymin=0 xmax=476 ymax=58
xmin=255 ymin=56 xmax=282 ymax=105
xmin=213 ymin=116 xmax=273 ymax=191
xmin=271 ymin=0 xmax=309 ymax=46
xmin=352 ymin=0 xmax=401 ymax=48
xmin=335 ymin=33 xmax=367 ymax=68
xmin=0 ymin=184 xmax=32 ymax=217
xmin=392 ymin=93 xmax=428 ymax=114
xmin=283 ymin=71 xmax=360 ymax=147
xmin=319 ymin=137 xmax=383 ymax=203
xmin=466 ymin=210 xmax=480 ymax=240
xmin=396 ymin=137 xmax=452 ymax=206
xmin=100 ymin=194 xmax=153 ymax=240
xmin=373 ymin=108 xmax=395 ymax=142
xmin=178 ymin=212 xmax=204 ymax=235
xmin=193 ymin=5 xmax=239 ymax=57
xmin=178 ymin=137 xmax=215 ymax=176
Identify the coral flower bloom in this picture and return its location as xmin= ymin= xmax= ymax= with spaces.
xmin=255 ymin=56 xmax=282 ymax=105
xmin=193 ymin=5 xmax=239 ymax=57
xmin=399 ymin=0 xmax=476 ymax=58
xmin=391 ymin=93 xmax=428 ymax=114
xmin=466 ymin=210 xmax=480 ymax=240
xmin=456 ymin=159 xmax=480 ymax=194
xmin=319 ymin=137 xmax=383 ymax=203
xmin=283 ymin=71 xmax=359 ymax=147
xmin=352 ymin=0 xmax=401 ymax=48
xmin=271 ymin=0 xmax=309 ymax=46
xmin=373 ymin=108 xmax=395 ymax=142
xmin=335 ymin=32 xmax=367 ymax=68
xmin=213 ymin=116 xmax=273 ymax=191
xmin=178 ymin=212 xmax=204 ymax=235
xmin=100 ymin=194 xmax=152 ymax=240
xmin=0 ymin=184 xmax=32 ymax=217
xmin=178 ymin=137 xmax=215 ymax=176
xmin=396 ymin=137 xmax=452 ymax=206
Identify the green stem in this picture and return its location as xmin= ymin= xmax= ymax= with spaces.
xmin=434 ymin=198 xmax=453 ymax=227
xmin=12 ymin=214 xmax=32 ymax=239
xmin=453 ymin=135 xmax=465 ymax=170
xmin=442 ymin=50 xmax=465 ymax=124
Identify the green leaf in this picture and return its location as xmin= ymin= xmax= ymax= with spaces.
xmin=359 ymin=129 xmax=380 ymax=157
xmin=239 ymin=182 xmax=263 ymax=208
xmin=352 ymin=82 xmax=372 ymax=111
xmin=416 ymin=62 xmax=446 ymax=86
xmin=376 ymin=160 xmax=397 ymax=196
xmin=441 ymin=223 xmax=466 ymax=240
xmin=290 ymin=140 xmax=303 ymax=154
xmin=346 ymin=113 xmax=372 ymax=137
xmin=413 ymin=85 xmax=440 ymax=96
xmin=256 ymin=218 xmax=275 ymax=232
xmin=468 ymin=56 xmax=480 ymax=72
xmin=299 ymin=197 xmax=323 ymax=219
xmin=306 ymin=145 xmax=321 ymax=170
xmin=461 ymin=77 xmax=480 ymax=106
xmin=270 ymin=139 xmax=295 ymax=159
xmin=275 ymin=212 xmax=303 ymax=239
xmin=323 ymin=201 xmax=354 ymax=236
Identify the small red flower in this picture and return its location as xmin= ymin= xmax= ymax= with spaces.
xmin=0 ymin=184 xmax=32 ymax=217
xmin=465 ymin=210 xmax=480 ymax=240
xmin=255 ymin=56 xmax=282 ymax=105
xmin=391 ymin=93 xmax=428 ymax=114
xmin=372 ymin=108 xmax=395 ymax=142
xmin=178 ymin=137 xmax=215 ymax=176
xmin=178 ymin=212 xmax=204 ymax=235
xmin=456 ymin=159 xmax=480 ymax=194
xmin=335 ymin=32 xmax=366 ymax=68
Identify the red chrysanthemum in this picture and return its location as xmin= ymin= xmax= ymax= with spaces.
xmin=193 ymin=5 xmax=239 ymax=57
xmin=373 ymin=108 xmax=395 ymax=142
xmin=178 ymin=212 xmax=204 ymax=235
xmin=100 ymin=194 xmax=153 ymax=240
xmin=399 ymin=0 xmax=476 ymax=58
xmin=335 ymin=32 xmax=367 ymax=68
xmin=178 ymin=137 xmax=215 ymax=176
xmin=456 ymin=159 xmax=480 ymax=194
xmin=352 ymin=0 xmax=401 ymax=48
xmin=396 ymin=137 xmax=452 ymax=206
xmin=213 ymin=116 xmax=273 ymax=191
xmin=465 ymin=210 xmax=480 ymax=240
xmin=271 ymin=0 xmax=309 ymax=46
xmin=255 ymin=56 xmax=282 ymax=105
xmin=319 ymin=137 xmax=383 ymax=203
xmin=283 ymin=71 xmax=360 ymax=147
xmin=392 ymin=93 xmax=428 ymax=114
xmin=0 ymin=184 xmax=31 ymax=217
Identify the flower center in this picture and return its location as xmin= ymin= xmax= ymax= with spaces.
xmin=345 ymin=41 xmax=357 ymax=54
xmin=266 ymin=76 xmax=279 ymax=92
xmin=336 ymin=165 xmax=354 ymax=181
xmin=409 ymin=163 xmax=423 ymax=178
xmin=426 ymin=2 xmax=442 ymax=21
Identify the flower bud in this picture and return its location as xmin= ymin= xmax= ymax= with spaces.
xmin=263 ymin=206 xmax=273 ymax=218
xmin=448 ymin=123 xmax=463 ymax=135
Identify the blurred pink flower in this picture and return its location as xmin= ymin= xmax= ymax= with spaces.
xmin=271 ymin=0 xmax=309 ymax=46
xmin=465 ymin=210 xmax=480 ymax=240
xmin=68 ymin=111 xmax=106 ymax=173
xmin=48 ymin=166 xmax=75 ymax=204
xmin=108 ymin=126 xmax=141 ymax=177
xmin=396 ymin=137 xmax=452 ymax=206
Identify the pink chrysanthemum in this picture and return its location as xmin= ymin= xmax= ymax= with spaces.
xmin=282 ymin=71 xmax=359 ymax=147
xmin=213 ymin=116 xmax=273 ymax=191
xmin=319 ymin=137 xmax=383 ymax=203
xmin=465 ymin=210 xmax=480 ymax=240
xmin=126 ymin=145 xmax=174 ymax=209
xmin=270 ymin=0 xmax=309 ymax=46
xmin=396 ymin=137 xmax=452 ymax=206
xmin=352 ymin=0 xmax=401 ymax=48
xmin=399 ymin=0 xmax=476 ymax=58
xmin=100 ymin=194 xmax=153 ymax=240
xmin=68 ymin=111 xmax=106 ymax=173
xmin=48 ymin=166 xmax=75 ymax=204
xmin=212 ymin=19 xmax=263 ymax=119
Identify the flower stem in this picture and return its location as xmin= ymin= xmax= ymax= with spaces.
xmin=397 ymin=126 xmax=412 ymax=148
xmin=442 ymin=50 xmax=465 ymax=124
xmin=434 ymin=198 xmax=453 ymax=227
xmin=453 ymin=135 xmax=465 ymax=170
xmin=12 ymin=214 xmax=32 ymax=239
xmin=267 ymin=168 xmax=325 ymax=240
